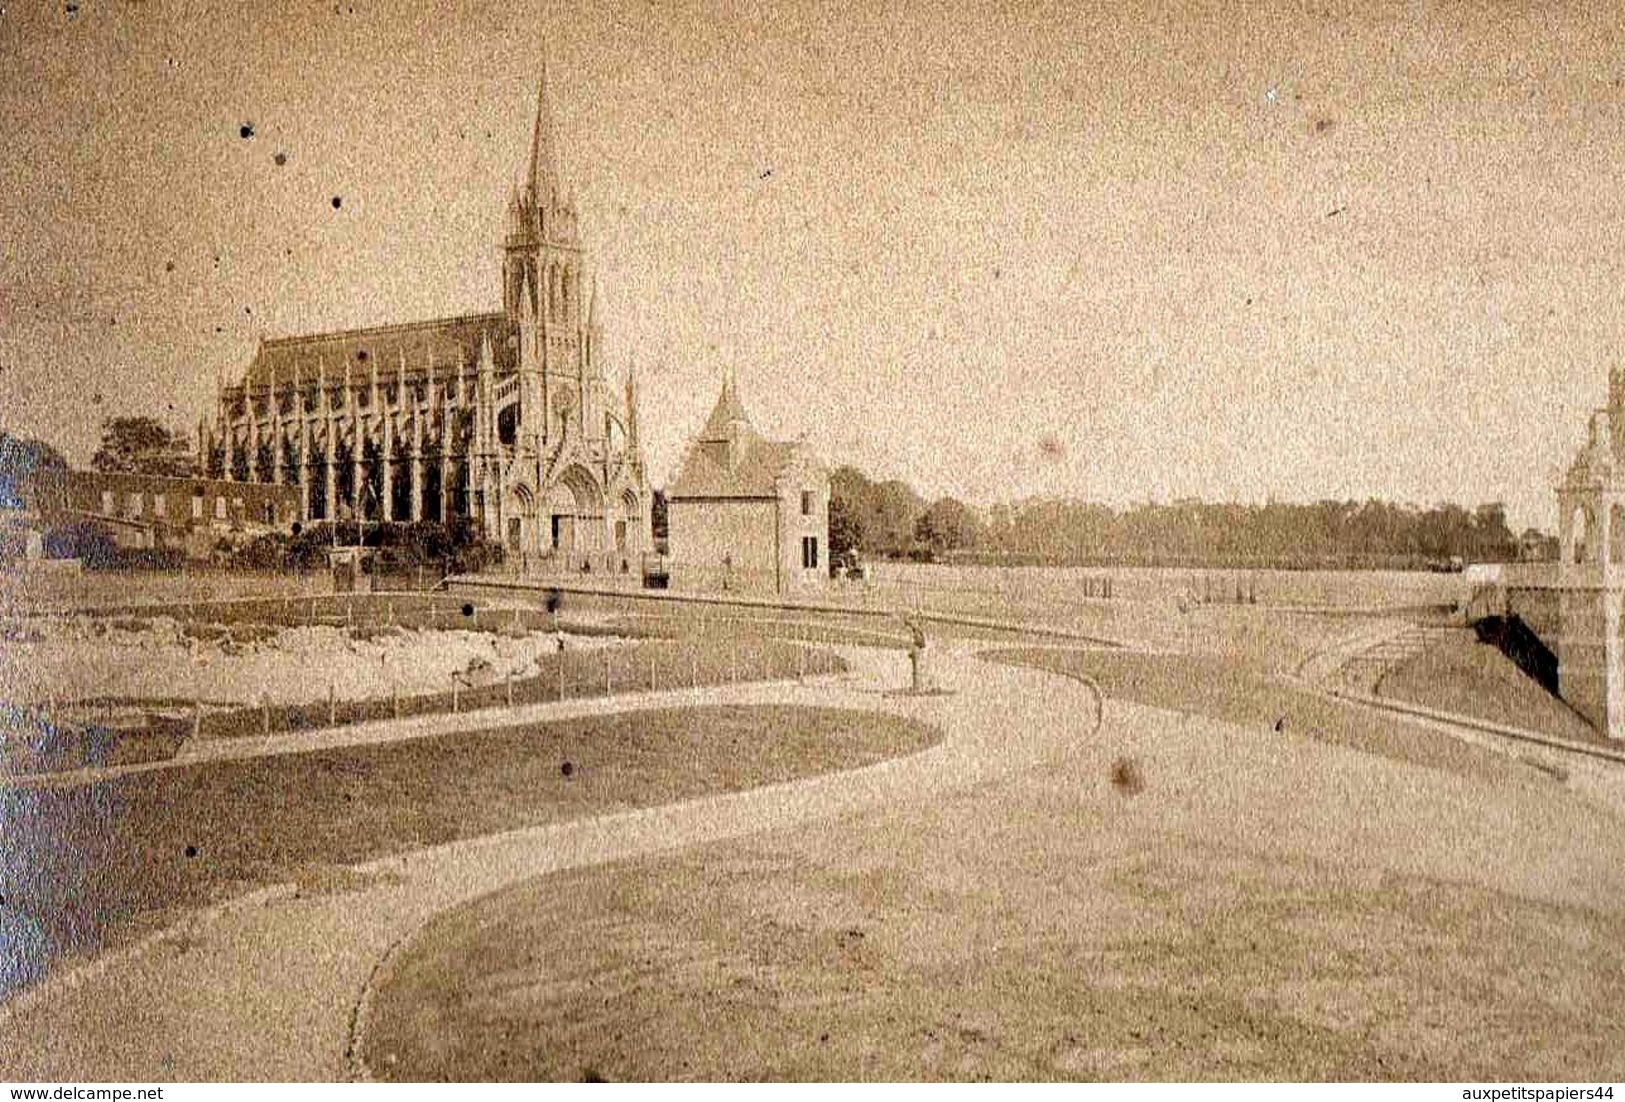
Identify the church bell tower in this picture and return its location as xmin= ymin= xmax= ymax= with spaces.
xmin=502 ymin=57 xmax=590 ymax=455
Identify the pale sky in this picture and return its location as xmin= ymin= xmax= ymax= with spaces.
xmin=2 ymin=0 xmax=1622 ymax=530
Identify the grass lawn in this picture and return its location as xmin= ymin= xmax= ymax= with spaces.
xmin=1376 ymin=629 xmax=1600 ymax=744
xmin=367 ymin=832 xmax=1625 ymax=1082
xmin=0 ymin=705 xmax=937 ymax=998
xmin=362 ymin=656 xmax=1625 ymax=1082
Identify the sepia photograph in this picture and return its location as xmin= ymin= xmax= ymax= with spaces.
xmin=2 ymin=0 xmax=1624 ymax=1086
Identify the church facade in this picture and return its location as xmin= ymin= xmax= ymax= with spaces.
xmin=202 ymin=69 xmax=650 ymax=576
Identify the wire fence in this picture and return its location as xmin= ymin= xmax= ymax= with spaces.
xmin=857 ymin=563 xmax=1470 ymax=614
xmin=607 ymin=609 xmax=912 ymax=651
xmin=15 ymin=591 xmax=638 ymax=636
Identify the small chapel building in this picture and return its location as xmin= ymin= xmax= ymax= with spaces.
xmin=665 ymin=379 xmax=829 ymax=596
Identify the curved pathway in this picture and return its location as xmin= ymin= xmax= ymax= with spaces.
xmin=0 ymin=642 xmax=1102 ymax=1081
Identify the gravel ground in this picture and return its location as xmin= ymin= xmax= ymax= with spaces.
xmin=362 ymin=648 xmax=1625 ymax=1082
xmin=0 ymin=618 xmax=618 ymax=707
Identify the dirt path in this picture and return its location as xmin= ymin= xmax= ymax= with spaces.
xmin=0 ymin=642 xmax=1103 ymax=1081
xmin=365 ymin=656 xmax=1625 ymax=1081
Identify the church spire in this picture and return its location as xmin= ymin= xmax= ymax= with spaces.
xmin=527 ymin=56 xmax=560 ymax=205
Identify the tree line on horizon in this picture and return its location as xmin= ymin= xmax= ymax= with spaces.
xmin=2 ymin=421 xmax=1558 ymax=571
xmin=829 ymin=466 xmax=1553 ymax=571
xmin=1 ymin=417 xmax=192 ymax=502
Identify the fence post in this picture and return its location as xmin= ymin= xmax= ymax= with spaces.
xmin=691 ymin=653 xmax=698 ymax=691
xmin=731 ymin=643 xmax=739 ymax=684
xmin=606 ymin=649 xmax=613 ymax=695
xmin=387 ymin=600 xmax=394 ymax=627
xmin=558 ymin=655 xmax=566 ymax=701
xmin=649 ymin=650 xmax=656 ymax=692
xmin=261 ymin=693 xmax=271 ymax=737
xmin=192 ymin=698 xmax=202 ymax=740
xmin=452 ymin=677 xmax=460 ymax=713
xmin=328 ymin=683 xmax=336 ymax=726
xmin=392 ymin=682 xmax=400 ymax=719
xmin=506 ymin=671 xmax=514 ymax=708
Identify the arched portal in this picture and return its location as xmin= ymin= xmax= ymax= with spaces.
xmin=505 ymin=481 xmax=536 ymax=555
xmin=543 ymin=465 xmax=605 ymax=560
xmin=615 ymin=488 xmax=641 ymax=555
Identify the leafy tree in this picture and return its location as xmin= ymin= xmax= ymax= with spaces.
xmin=867 ymin=480 xmax=925 ymax=556
xmin=90 ymin=417 xmax=193 ymax=478
xmin=916 ymin=496 xmax=984 ymax=554
xmin=226 ymin=517 xmax=503 ymax=574
xmin=830 ymin=466 xmax=924 ymax=558
xmin=0 ymin=430 xmax=68 ymax=508
xmin=827 ymin=492 xmax=864 ymax=575
xmin=43 ymin=518 xmax=117 ymax=567
xmin=913 ymin=509 xmax=942 ymax=557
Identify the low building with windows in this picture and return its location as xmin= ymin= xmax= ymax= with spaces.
xmin=664 ymin=379 xmax=828 ymax=596
xmin=24 ymin=468 xmax=299 ymax=557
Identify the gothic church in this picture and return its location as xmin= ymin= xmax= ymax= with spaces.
xmin=202 ymin=66 xmax=649 ymax=573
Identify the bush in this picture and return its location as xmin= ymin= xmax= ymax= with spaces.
xmin=223 ymin=531 xmax=296 ymax=571
xmin=44 ymin=519 xmax=118 ymax=567
xmin=218 ymin=519 xmax=503 ymax=575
